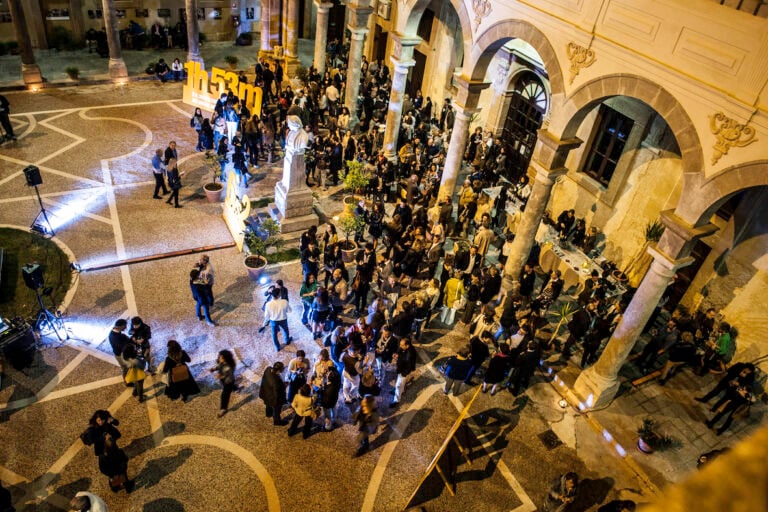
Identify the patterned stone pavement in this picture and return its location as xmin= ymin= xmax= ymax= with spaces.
xmin=0 ymin=82 xmax=663 ymax=511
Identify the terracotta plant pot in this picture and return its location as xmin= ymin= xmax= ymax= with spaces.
xmin=204 ymin=182 xmax=223 ymax=203
xmin=244 ymin=254 xmax=267 ymax=281
xmin=339 ymin=240 xmax=357 ymax=263
xmin=343 ymin=195 xmax=357 ymax=214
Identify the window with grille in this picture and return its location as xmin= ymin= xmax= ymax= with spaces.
xmin=582 ymin=105 xmax=634 ymax=186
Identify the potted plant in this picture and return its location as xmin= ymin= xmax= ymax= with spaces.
xmin=65 ymin=66 xmax=80 ymax=80
xmin=203 ymin=154 xmax=224 ymax=202
xmin=244 ymin=217 xmax=284 ymax=280
xmin=548 ymin=302 xmax=574 ymax=350
xmin=224 ymin=55 xmax=239 ymax=70
xmin=623 ymin=220 xmax=665 ymax=287
xmin=236 ymin=32 xmax=253 ymax=46
xmin=343 ymin=159 xmax=370 ymax=214
xmin=337 ymin=213 xmax=365 ymax=263
xmin=636 ymin=417 xmax=674 ymax=454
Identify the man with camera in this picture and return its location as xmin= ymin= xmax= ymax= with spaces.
xmin=262 ymin=286 xmax=292 ymax=351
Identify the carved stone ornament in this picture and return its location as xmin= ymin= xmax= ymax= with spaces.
xmin=471 ymin=0 xmax=492 ymax=31
xmin=709 ymin=112 xmax=757 ymax=165
xmin=566 ymin=42 xmax=596 ymax=84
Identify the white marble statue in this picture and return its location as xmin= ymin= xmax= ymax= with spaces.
xmin=283 ymin=114 xmax=309 ymax=189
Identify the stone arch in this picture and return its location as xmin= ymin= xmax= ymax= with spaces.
xmin=397 ymin=0 xmax=473 ymax=48
xmin=675 ymin=160 xmax=768 ymax=226
xmin=558 ymin=74 xmax=704 ymax=175
xmin=506 ymin=68 xmax=552 ymax=116
xmin=467 ymin=19 xmax=565 ymax=100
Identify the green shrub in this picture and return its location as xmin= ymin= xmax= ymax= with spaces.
xmin=224 ymin=55 xmax=239 ymax=67
xmin=0 ymin=42 xmax=7 ymax=56
xmin=65 ymin=66 xmax=79 ymax=79
xmin=198 ymin=32 xmax=207 ymax=44
xmin=6 ymin=41 xmax=18 ymax=54
xmin=48 ymin=26 xmax=84 ymax=51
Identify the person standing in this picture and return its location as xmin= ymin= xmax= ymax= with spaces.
xmin=287 ymin=384 xmax=315 ymax=439
xmin=0 ymin=94 xmax=16 ymax=142
xmin=543 ymin=472 xmax=579 ymax=512
xmin=80 ymin=410 xmax=121 ymax=457
xmin=150 ymin=148 xmax=168 ymax=199
xmin=390 ymin=337 xmax=417 ymax=408
xmin=274 ymin=61 xmax=284 ymax=95
xmin=162 ymin=339 xmax=200 ymax=402
xmin=98 ymin=434 xmax=134 ymax=493
xmin=299 ymin=274 xmax=319 ymax=328
xmin=210 ymin=350 xmax=237 ymax=418
xmin=352 ymin=395 xmax=380 ymax=457
xmin=262 ymin=287 xmax=293 ymax=351
xmin=165 ymin=158 xmax=183 ymax=208
xmin=319 ymin=364 xmax=341 ymax=431
xmin=341 ymin=345 xmax=363 ymax=404
xmin=190 ymin=268 xmax=215 ymax=326
xmin=443 ymin=347 xmax=473 ymax=395
xmin=108 ymin=319 xmax=130 ymax=379
xmin=122 ymin=344 xmax=146 ymax=402
xmin=70 ymin=491 xmax=109 ymax=512
xmin=164 ymin=140 xmax=178 ymax=165
xmin=259 ymin=361 xmax=288 ymax=425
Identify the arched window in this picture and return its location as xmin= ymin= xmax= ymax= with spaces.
xmin=503 ymin=71 xmax=547 ymax=181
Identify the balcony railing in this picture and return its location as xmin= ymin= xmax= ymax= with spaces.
xmin=714 ymin=0 xmax=768 ymax=16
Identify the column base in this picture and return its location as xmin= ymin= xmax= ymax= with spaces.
xmin=573 ymin=366 xmax=620 ymax=410
xmin=187 ymin=52 xmax=204 ymax=69
xmin=258 ymin=49 xmax=274 ymax=60
xmin=21 ymin=64 xmax=43 ymax=86
xmin=284 ymin=56 xmax=300 ymax=77
xmin=108 ymin=58 xmax=128 ymax=80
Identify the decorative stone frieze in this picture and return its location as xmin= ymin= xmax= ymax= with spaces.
xmin=709 ymin=112 xmax=757 ymax=165
xmin=471 ymin=0 xmax=492 ymax=31
xmin=566 ymin=42 xmax=596 ymax=84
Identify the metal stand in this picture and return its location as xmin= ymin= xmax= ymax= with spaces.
xmin=33 ymin=289 xmax=65 ymax=342
xmin=30 ymin=183 xmax=55 ymax=237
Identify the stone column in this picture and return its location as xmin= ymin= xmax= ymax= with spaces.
xmin=101 ymin=0 xmax=128 ymax=79
xmin=502 ymin=131 xmax=581 ymax=286
xmin=382 ymin=33 xmax=420 ymax=161
xmin=485 ymin=49 xmax=515 ymax=137
xmin=20 ymin=0 xmax=47 ymax=49
xmin=69 ymin=0 xmax=85 ymax=42
xmin=7 ymin=0 xmax=43 ymax=85
xmin=437 ymin=75 xmax=489 ymax=201
xmin=284 ymin=0 xmax=300 ymax=74
xmin=185 ymin=0 xmax=204 ymax=67
xmin=260 ymin=0 xmax=271 ymax=54
xmin=573 ymin=212 xmax=718 ymax=409
xmin=343 ymin=0 xmax=373 ymax=133
xmin=313 ymin=1 xmax=333 ymax=75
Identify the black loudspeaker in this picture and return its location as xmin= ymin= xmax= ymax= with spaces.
xmin=23 ymin=165 xmax=42 ymax=186
xmin=2 ymin=327 xmax=37 ymax=370
xmin=21 ymin=263 xmax=44 ymax=290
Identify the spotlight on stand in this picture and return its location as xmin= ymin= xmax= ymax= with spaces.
xmin=258 ymin=275 xmax=270 ymax=285
xmin=69 ymin=262 xmax=82 ymax=273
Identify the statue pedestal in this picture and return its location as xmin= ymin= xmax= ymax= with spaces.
xmin=274 ymin=124 xmax=318 ymax=235
xmin=274 ymin=181 xmax=318 ymax=234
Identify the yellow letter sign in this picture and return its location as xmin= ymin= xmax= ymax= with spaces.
xmin=183 ymin=61 xmax=262 ymax=117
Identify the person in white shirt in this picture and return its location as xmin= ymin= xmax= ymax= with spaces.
xmin=70 ymin=491 xmax=109 ymax=512
xmin=263 ymin=287 xmax=292 ymax=351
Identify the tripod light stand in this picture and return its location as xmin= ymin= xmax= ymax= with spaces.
xmin=24 ymin=165 xmax=55 ymax=237
xmin=21 ymin=263 xmax=65 ymax=341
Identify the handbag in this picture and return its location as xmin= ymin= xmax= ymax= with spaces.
xmin=170 ymin=364 xmax=191 ymax=383
xmin=125 ymin=367 xmax=146 ymax=384
xmin=453 ymin=285 xmax=467 ymax=311
xmin=109 ymin=473 xmax=127 ymax=489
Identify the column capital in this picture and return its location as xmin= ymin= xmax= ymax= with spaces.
xmin=647 ymin=245 xmax=694 ymax=277
xmin=656 ymin=210 xmax=718 ymax=257
xmin=530 ymin=159 xmax=568 ymax=186
xmin=347 ymin=0 xmax=374 ymax=29
xmin=347 ymin=27 xmax=369 ymax=40
xmin=313 ymin=0 xmax=334 ymax=11
xmin=390 ymin=56 xmax=416 ymax=72
xmin=531 ymin=130 xmax=582 ymax=170
xmin=452 ymin=73 xmax=490 ymax=111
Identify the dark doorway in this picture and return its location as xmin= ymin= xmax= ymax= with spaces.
xmin=298 ymin=0 xmax=306 ymax=38
xmin=666 ymin=239 xmax=711 ymax=311
xmin=372 ymin=25 xmax=387 ymax=65
xmin=502 ymin=71 xmax=547 ymax=180
xmin=328 ymin=1 xmax=346 ymax=43
xmin=408 ymin=49 xmax=427 ymax=98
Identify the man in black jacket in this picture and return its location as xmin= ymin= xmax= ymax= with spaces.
xmin=352 ymin=243 xmax=376 ymax=316
xmin=391 ymin=337 xmax=417 ymax=408
xmin=0 ymin=94 xmax=16 ymax=141
xmin=518 ymin=263 xmax=536 ymax=304
xmin=258 ymin=361 xmax=287 ymax=425
xmin=164 ymin=141 xmax=178 ymax=165
xmin=108 ymin=319 xmax=130 ymax=379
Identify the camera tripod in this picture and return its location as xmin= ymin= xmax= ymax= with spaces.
xmin=30 ymin=183 xmax=55 ymax=237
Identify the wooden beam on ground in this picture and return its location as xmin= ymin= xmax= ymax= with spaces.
xmin=79 ymin=242 xmax=236 ymax=272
